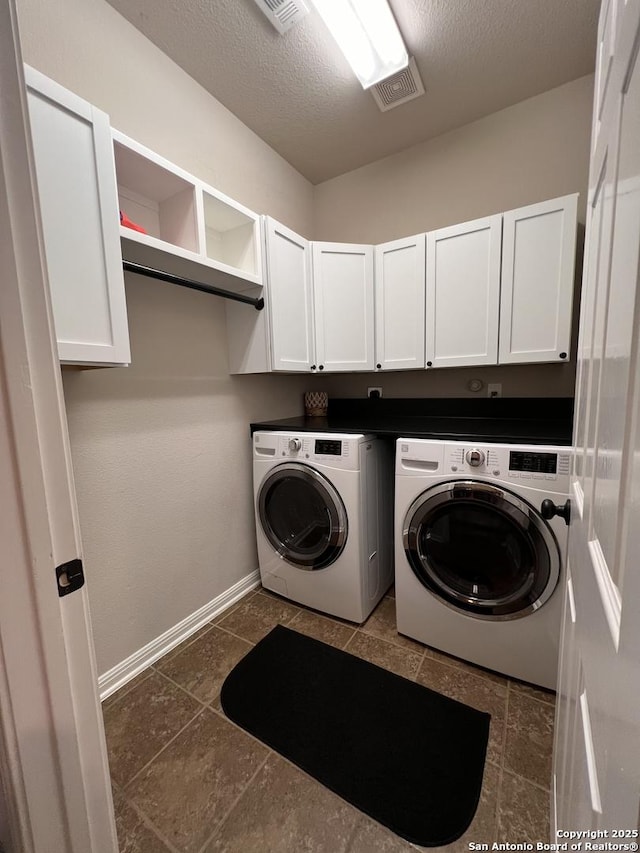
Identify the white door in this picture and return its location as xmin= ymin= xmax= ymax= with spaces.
xmin=425 ymin=214 xmax=501 ymax=368
xmin=499 ymin=194 xmax=578 ymax=365
xmin=374 ymin=234 xmax=426 ymax=371
xmin=25 ymin=66 xmax=130 ymax=367
xmin=0 ymin=4 xmax=117 ymax=852
xmin=312 ymin=241 xmax=375 ymax=372
xmin=554 ymin=0 xmax=640 ymax=833
xmin=264 ymin=216 xmax=315 ymax=372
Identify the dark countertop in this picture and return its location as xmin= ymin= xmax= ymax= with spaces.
xmin=250 ymin=398 xmax=574 ymax=446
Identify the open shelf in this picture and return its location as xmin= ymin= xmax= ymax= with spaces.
xmin=203 ymin=190 xmax=259 ymax=278
xmin=113 ymin=136 xmax=199 ymax=254
xmin=112 ymin=130 xmax=263 ymax=291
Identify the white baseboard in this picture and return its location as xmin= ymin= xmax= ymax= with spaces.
xmin=99 ymin=570 xmax=261 ymax=701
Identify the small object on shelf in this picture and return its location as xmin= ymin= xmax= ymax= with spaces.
xmin=304 ymin=391 xmax=328 ymax=417
xmin=120 ymin=210 xmax=147 ymax=234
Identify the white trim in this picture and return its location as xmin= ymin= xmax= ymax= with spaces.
xmin=572 ymin=479 xmax=585 ymax=520
xmin=588 ymin=538 xmax=622 ymax=649
xmin=99 ymin=571 xmax=261 ymax=700
xmin=567 ymin=575 xmax=577 ymax=624
xmin=579 ymin=690 xmax=603 ymax=814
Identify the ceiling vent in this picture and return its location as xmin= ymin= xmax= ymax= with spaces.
xmin=252 ymin=0 xmax=309 ymax=35
xmin=371 ymin=57 xmax=425 ymax=112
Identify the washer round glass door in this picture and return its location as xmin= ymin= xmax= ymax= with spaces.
xmin=258 ymin=463 xmax=348 ymax=570
xmin=403 ymin=480 xmax=560 ymax=620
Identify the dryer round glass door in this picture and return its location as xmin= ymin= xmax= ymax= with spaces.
xmin=258 ymin=463 xmax=348 ymax=571
xmin=403 ymin=480 xmax=560 ymax=620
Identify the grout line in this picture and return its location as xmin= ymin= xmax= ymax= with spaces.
xmin=120 ymin=795 xmax=183 ymax=853
xmin=342 ymin=629 xmax=427 ymax=682
xmin=122 ymin=706 xmax=207 ymax=792
xmin=212 ymin=622 xmax=262 ymax=646
xmin=358 ymin=625 xmax=428 ymax=656
xmin=153 ymin=665 xmax=211 ymax=708
xmin=494 ymin=681 xmax=509 ymax=838
xmin=495 ymin=763 xmax=504 ymax=843
xmin=289 ymin=607 xmax=359 ymax=633
xmin=158 ymin=622 xmax=217 ymax=666
xmin=411 ymin=648 xmax=428 ymax=681
xmin=208 ymin=590 xmax=258 ymax=626
xmin=502 ymin=682 xmax=511 ymax=756
xmin=195 ymin=749 xmax=273 ymax=853
xmin=420 ymin=648 xmax=510 ymax=693
xmin=341 ymin=628 xmax=358 ymax=650
xmin=503 ymin=682 xmax=554 ymax=792
xmin=509 ymin=683 xmax=556 ymax=707
xmin=501 ymin=766 xmax=552 ymax=795
xmin=102 ymin=668 xmax=154 ymax=710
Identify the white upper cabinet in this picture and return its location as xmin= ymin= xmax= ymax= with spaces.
xmin=25 ymin=66 xmax=130 ymax=366
xmin=312 ymin=243 xmax=375 ymax=373
xmin=499 ymin=194 xmax=578 ymax=364
xmin=426 ymin=215 xmax=502 ymax=368
xmin=374 ymin=235 xmax=426 ymax=371
xmin=264 ymin=217 xmax=314 ymax=372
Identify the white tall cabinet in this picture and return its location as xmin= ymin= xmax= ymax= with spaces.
xmin=374 ymin=235 xmax=426 ymax=371
xmin=25 ymin=66 xmax=130 ymax=366
xmin=311 ymin=242 xmax=375 ymax=373
xmin=264 ymin=217 xmax=314 ymax=372
xmin=425 ymin=214 xmax=502 ymax=368
xmin=499 ymin=194 xmax=578 ymax=364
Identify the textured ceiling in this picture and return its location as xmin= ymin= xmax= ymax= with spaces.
xmin=104 ymin=0 xmax=600 ymax=184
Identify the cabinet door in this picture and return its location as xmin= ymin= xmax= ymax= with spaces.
xmin=264 ymin=217 xmax=314 ymax=372
xmin=374 ymin=235 xmax=426 ymax=371
xmin=499 ymin=194 xmax=578 ymax=364
xmin=312 ymin=243 xmax=374 ymax=372
xmin=426 ymin=215 xmax=501 ymax=368
xmin=25 ymin=66 xmax=130 ymax=365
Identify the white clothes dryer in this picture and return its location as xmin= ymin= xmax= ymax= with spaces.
xmin=253 ymin=431 xmax=392 ymax=623
xmin=395 ymin=438 xmax=571 ymax=689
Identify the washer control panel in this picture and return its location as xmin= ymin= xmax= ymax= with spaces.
xmin=315 ymin=439 xmax=342 ymax=456
xmin=444 ymin=442 xmax=571 ymax=486
xmin=465 ymin=448 xmax=485 ymax=467
xmin=509 ymin=450 xmax=558 ymax=474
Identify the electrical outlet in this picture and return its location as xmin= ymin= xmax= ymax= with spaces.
xmin=488 ymin=383 xmax=502 ymax=398
xmin=368 ymin=387 xmax=383 ymax=399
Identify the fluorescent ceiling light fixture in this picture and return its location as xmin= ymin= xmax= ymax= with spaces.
xmin=311 ymin=0 xmax=409 ymax=89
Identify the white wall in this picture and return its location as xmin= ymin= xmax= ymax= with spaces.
xmin=314 ymin=75 xmax=593 ymax=241
xmin=314 ymin=75 xmax=593 ymax=399
xmin=16 ymin=0 xmax=315 ymax=675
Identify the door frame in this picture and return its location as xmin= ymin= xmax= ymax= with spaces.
xmin=0 ymin=1 xmax=117 ymax=850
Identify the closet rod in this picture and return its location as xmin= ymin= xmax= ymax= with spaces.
xmin=123 ymin=261 xmax=265 ymax=310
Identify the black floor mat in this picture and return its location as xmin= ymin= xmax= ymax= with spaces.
xmin=220 ymin=625 xmax=490 ymax=846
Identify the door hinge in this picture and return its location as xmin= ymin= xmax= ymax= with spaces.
xmin=56 ymin=558 xmax=85 ymax=597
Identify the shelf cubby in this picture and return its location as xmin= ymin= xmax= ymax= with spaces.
xmin=112 ymin=130 xmax=263 ymax=293
xmin=202 ymin=189 xmax=259 ymax=278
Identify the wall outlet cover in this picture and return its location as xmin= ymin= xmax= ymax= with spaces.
xmin=368 ymin=387 xmax=383 ymax=398
xmin=488 ymin=383 xmax=502 ymax=398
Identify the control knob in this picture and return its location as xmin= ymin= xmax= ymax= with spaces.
xmin=465 ymin=448 xmax=485 ymax=468
xmin=288 ymin=438 xmax=302 ymax=453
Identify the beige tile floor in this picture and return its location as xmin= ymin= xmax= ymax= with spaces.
xmin=104 ymin=586 xmax=555 ymax=853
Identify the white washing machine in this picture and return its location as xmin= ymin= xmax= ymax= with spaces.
xmin=395 ymin=438 xmax=571 ymax=689
xmin=253 ymin=431 xmax=392 ymax=623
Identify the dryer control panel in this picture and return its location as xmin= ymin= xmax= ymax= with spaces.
xmin=254 ymin=431 xmax=375 ymax=472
